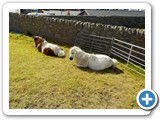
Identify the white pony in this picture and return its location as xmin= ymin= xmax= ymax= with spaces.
xmin=69 ymin=46 xmax=118 ymax=71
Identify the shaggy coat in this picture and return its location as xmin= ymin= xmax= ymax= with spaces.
xmin=69 ymin=46 xmax=118 ymax=71
xmin=34 ymin=36 xmax=65 ymax=57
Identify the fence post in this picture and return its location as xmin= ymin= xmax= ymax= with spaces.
xmin=127 ymin=45 xmax=133 ymax=66
xmin=109 ymin=37 xmax=114 ymax=56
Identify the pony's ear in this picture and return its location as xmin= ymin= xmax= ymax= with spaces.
xmin=75 ymin=45 xmax=81 ymax=48
xmin=34 ymin=36 xmax=40 ymax=40
xmin=76 ymin=45 xmax=82 ymax=50
xmin=34 ymin=36 xmax=39 ymax=38
xmin=34 ymin=36 xmax=43 ymax=39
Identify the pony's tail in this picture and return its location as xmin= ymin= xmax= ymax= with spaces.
xmin=112 ymin=59 xmax=118 ymax=68
xmin=58 ymin=50 xmax=65 ymax=57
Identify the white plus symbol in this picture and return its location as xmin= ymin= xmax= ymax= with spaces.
xmin=142 ymin=93 xmax=153 ymax=105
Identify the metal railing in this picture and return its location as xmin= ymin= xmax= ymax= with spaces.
xmin=75 ymin=32 xmax=145 ymax=76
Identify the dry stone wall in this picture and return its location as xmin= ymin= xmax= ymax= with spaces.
xmin=52 ymin=16 xmax=145 ymax=28
xmin=9 ymin=13 xmax=145 ymax=47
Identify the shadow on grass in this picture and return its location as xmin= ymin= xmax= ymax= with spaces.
xmin=76 ymin=66 xmax=124 ymax=75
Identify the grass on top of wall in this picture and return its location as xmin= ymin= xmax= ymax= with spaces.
xmin=9 ymin=32 xmax=145 ymax=109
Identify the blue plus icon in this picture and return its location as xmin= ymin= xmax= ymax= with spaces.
xmin=137 ymin=89 xmax=158 ymax=110
xmin=142 ymin=93 xmax=153 ymax=105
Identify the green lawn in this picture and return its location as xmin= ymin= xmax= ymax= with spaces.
xmin=9 ymin=33 xmax=145 ymax=109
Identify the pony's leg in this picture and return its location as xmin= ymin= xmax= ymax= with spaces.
xmin=43 ymin=48 xmax=55 ymax=56
xmin=37 ymin=44 xmax=42 ymax=52
xmin=76 ymin=64 xmax=87 ymax=68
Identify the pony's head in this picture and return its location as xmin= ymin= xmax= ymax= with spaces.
xmin=69 ymin=46 xmax=81 ymax=60
xmin=33 ymin=36 xmax=45 ymax=47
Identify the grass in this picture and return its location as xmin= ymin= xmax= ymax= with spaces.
xmin=9 ymin=33 xmax=145 ymax=109
xmin=114 ymin=57 xmax=145 ymax=75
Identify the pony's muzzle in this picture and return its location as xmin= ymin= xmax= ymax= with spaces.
xmin=69 ymin=57 xmax=73 ymax=60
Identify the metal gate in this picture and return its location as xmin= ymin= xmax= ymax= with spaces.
xmin=75 ymin=32 xmax=145 ymax=76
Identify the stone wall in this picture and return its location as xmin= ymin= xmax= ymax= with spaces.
xmin=51 ymin=16 xmax=145 ymax=28
xmin=9 ymin=13 xmax=145 ymax=47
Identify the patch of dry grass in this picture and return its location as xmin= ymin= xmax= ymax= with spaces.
xmin=9 ymin=33 xmax=145 ymax=109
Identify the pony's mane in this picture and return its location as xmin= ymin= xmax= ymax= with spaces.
xmin=34 ymin=36 xmax=45 ymax=41
xmin=74 ymin=50 xmax=89 ymax=67
xmin=71 ymin=46 xmax=82 ymax=51
xmin=34 ymin=36 xmax=46 ymax=47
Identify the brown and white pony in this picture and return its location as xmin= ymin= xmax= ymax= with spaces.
xmin=34 ymin=36 xmax=65 ymax=57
